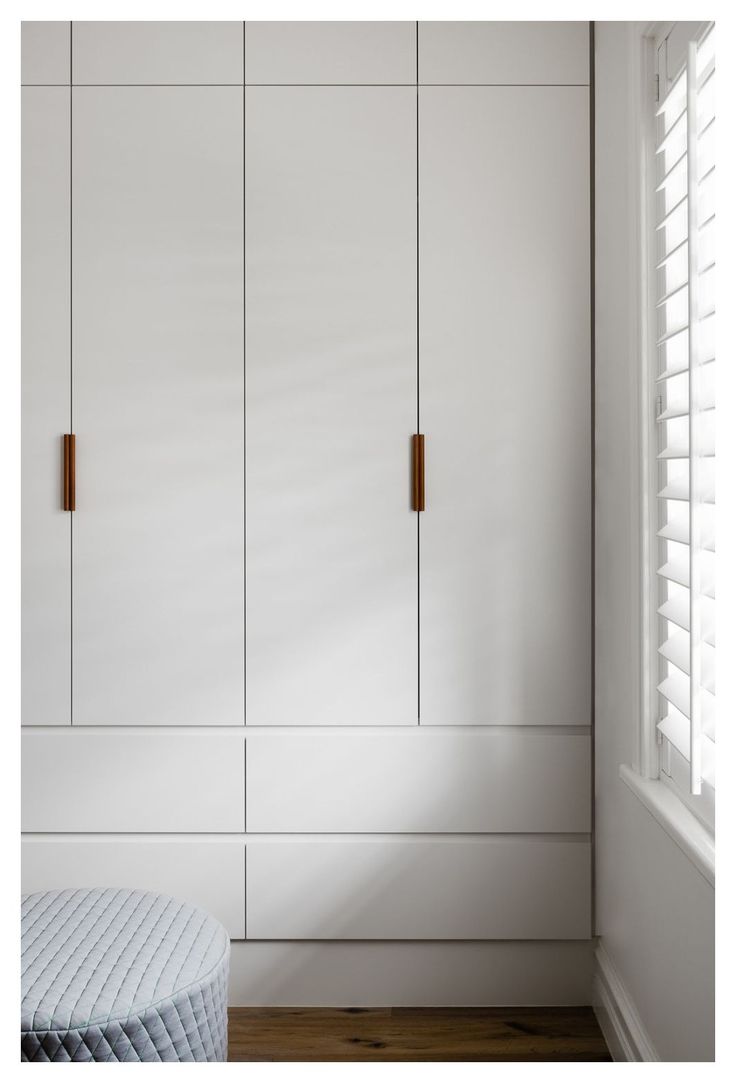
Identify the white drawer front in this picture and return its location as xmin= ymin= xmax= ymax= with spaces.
xmin=247 ymin=837 xmax=591 ymax=940
xmin=247 ymin=731 xmax=590 ymax=833
xmin=22 ymin=731 xmax=245 ymax=832
xmin=22 ymin=837 xmax=245 ymax=939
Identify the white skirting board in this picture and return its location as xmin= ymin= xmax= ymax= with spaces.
xmin=592 ymin=943 xmax=659 ymax=1062
xmin=227 ymin=940 xmax=594 ymax=1007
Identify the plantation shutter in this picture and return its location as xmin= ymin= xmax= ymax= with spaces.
xmin=654 ymin=25 xmax=715 ymax=797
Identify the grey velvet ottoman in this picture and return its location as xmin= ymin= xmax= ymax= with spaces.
xmin=21 ymin=888 xmax=230 ymax=1062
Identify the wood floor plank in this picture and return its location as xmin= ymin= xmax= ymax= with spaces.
xmin=227 ymin=1006 xmax=611 ymax=1062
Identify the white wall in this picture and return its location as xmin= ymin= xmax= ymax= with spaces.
xmin=594 ymin=22 xmax=714 ymax=1062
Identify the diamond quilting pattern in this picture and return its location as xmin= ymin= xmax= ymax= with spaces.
xmin=21 ymin=888 xmax=229 ymax=1062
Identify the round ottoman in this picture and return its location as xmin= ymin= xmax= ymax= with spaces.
xmin=21 ymin=888 xmax=229 ymax=1062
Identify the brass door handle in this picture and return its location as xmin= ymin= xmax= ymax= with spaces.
xmin=412 ymin=434 xmax=425 ymax=512
xmin=63 ymin=434 xmax=75 ymax=511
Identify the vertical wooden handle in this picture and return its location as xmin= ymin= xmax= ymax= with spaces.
xmin=412 ymin=434 xmax=425 ymax=512
xmin=63 ymin=434 xmax=75 ymax=512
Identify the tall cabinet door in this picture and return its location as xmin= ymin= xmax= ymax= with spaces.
xmin=245 ymin=71 xmax=417 ymax=724
xmin=21 ymin=81 xmax=71 ymax=725
xmin=72 ymin=82 xmax=244 ymax=724
xmin=419 ymin=26 xmax=591 ymax=726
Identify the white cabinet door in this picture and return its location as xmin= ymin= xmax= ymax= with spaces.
xmin=419 ymin=86 xmax=590 ymax=726
xmin=72 ymin=87 xmax=244 ymax=724
xmin=72 ymin=22 xmax=244 ymax=85
xmin=245 ymin=88 xmax=417 ymax=725
xmin=418 ymin=22 xmax=589 ymax=85
xmin=22 ymin=837 xmax=246 ymax=939
xmin=22 ymin=87 xmax=71 ymax=725
xmin=247 ymin=730 xmax=591 ymax=833
xmin=244 ymin=22 xmax=416 ymax=84
xmin=247 ymin=837 xmax=591 ymax=939
xmin=22 ymin=22 xmax=70 ymax=84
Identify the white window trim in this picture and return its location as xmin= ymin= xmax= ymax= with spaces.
xmin=637 ymin=22 xmax=662 ymax=783
xmin=620 ymin=20 xmax=715 ymax=882
xmin=620 ymin=765 xmax=715 ymax=885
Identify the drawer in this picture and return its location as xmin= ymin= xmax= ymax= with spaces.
xmin=22 ymin=836 xmax=245 ymax=939
xmin=22 ymin=730 xmax=245 ymax=832
xmin=247 ymin=836 xmax=591 ymax=940
xmin=247 ymin=730 xmax=590 ymax=833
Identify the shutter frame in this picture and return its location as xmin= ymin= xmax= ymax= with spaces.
xmin=652 ymin=24 xmax=715 ymax=802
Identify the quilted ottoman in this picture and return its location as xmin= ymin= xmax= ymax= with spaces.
xmin=21 ymin=888 xmax=230 ymax=1062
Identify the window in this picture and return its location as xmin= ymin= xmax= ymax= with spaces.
xmin=649 ymin=23 xmax=715 ymax=829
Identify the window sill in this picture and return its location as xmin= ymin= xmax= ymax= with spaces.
xmin=619 ymin=764 xmax=715 ymax=886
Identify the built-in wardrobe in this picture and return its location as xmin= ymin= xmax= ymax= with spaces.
xmin=22 ymin=21 xmax=592 ymax=1002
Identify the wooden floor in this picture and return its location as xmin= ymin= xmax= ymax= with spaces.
xmin=228 ymin=1007 xmax=612 ymax=1062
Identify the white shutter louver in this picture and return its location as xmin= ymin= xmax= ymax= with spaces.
xmin=653 ymin=26 xmax=715 ymax=799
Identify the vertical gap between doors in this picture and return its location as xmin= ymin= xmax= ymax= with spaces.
xmin=416 ymin=21 xmax=421 ymax=726
xmin=246 ymin=19 xmax=250 ymax=727
xmin=589 ymin=20 xmax=596 ymax=937
xmin=69 ymin=21 xmax=74 ymax=726
xmin=246 ymin=736 xmax=250 ymax=940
